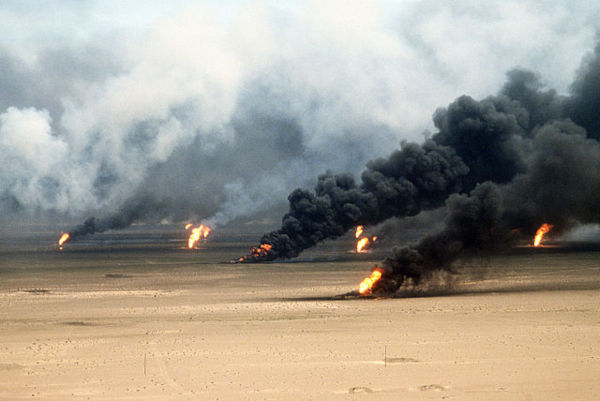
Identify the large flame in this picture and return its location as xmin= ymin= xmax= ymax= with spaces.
xmin=358 ymin=268 xmax=383 ymax=295
xmin=187 ymin=224 xmax=212 ymax=249
xmin=355 ymin=225 xmax=364 ymax=239
xmin=238 ymin=243 xmax=273 ymax=262
xmin=58 ymin=233 xmax=70 ymax=247
xmin=533 ymin=223 xmax=553 ymax=247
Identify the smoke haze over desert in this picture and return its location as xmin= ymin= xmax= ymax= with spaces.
xmin=1 ymin=1 xmax=600 ymax=399
xmin=1 ymin=0 xmax=599 ymax=231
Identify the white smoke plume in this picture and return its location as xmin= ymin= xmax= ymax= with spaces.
xmin=0 ymin=1 xmax=598 ymax=230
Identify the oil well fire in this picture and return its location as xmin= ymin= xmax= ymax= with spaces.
xmin=55 ymin=42 xmax=600 ymax=298
xmin=234 ymin=45 xmax=600 ymax=296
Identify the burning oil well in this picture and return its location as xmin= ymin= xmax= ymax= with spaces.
xmin=54 ymin=41 xmax=600 ymax=299
xmin=55 ymin=197 xmax=165 ymax=246
xmin=238 ymin=43 xmax=600 ymax=296
xmin=186 ymin=224 xmax=212 ymax=249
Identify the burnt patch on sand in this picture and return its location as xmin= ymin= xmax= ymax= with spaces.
xmin=349 ymin=387 xmax=373 ymax=394
xmin=270 ymin=275 xmax=600 ymax=303
xmin=387 ymin=357 xmax=420 ymax=363
xmin=61 ymin=321 xmax=95 ymax=326
xmin=419 ymin=384 xmax=447 ymax=391
xmin=263 ymin=294 xmax=363 ymax=302
xmin=0 ymin=363 xmax=23 ymax=370
xmin=105 ymin=273 xmax=133 ymax=278
xmin=21 ymin=288 xmax=50 ymax=294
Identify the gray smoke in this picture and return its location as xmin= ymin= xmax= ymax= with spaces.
xmin=503 ymin=120 xmax=600 ymax=234
xmin=568 ymin=42 xmax=600 ymax=140
xmin=64 ymin=196 xmax=168 ymax=239
xmin=1 ymin=2 xmax=597 ymax=237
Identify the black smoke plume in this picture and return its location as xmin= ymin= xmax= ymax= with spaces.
xmin=240 ymin=43 xmax=600 ymax=283
xmin=239 ymin=141 xmax=469 ymax=261
xmin=373 ymin=121 xmax=600 ymax=295
xmin=239 ymin=90 xmax=530 ymax=262
xmin=61 ymin=197 xmax=167 ymax=242
xmin=372 ymin=182 xmax=507 ymax=293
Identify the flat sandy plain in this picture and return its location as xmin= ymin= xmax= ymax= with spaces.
xmin=1 ymin=230 xmax=599 ymax=400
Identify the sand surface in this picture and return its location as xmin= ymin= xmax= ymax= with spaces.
xmin=1 ymin=232 xmax=599 ymax=400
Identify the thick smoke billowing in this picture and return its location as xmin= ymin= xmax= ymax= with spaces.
xmin=248 ymin=141 xmax=468 ymax=260
xmin=1 ymin=2 xmax=598 ymax=235
xmin=503 ymin=121 xmax=600 ymax=233
xmin=239 ymin=76 xmax=540 ymax=261
xmin=376 ymin=122 xmax=600 ymax=293
xmin=376 ymin=182 xmax=507 ymax=293
xmin=242 ymin=41 xmax=600 ymax=295
xmin=568 ymin=42 xmax=600 ymax=140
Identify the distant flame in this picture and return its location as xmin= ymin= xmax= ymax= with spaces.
xmin=355 ymin=225 xmax=364 ymax=238
xmin=187 ymin=224 xmax=212 ymax=249
xmin=354 ymin=226 xmax=378 ymax=253
xmin=58 ymin=233 xmax=70 ymax=246
xmin=533 ymin=223 xmax=553 ymax=247
xmin=356 ymin=237 xmax=370 ymax=253
xmin=238 ymin=243 xmax=273 ymax=262
xmin=358 ymin=268 xmax=383 ymax=295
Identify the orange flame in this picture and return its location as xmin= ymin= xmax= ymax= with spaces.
xmin=238 ymin=243 xmax=273 ymax=262
xmin=358 ymin=268 xmax=383 ymax=295
xmin=355 ymin=226 xmax=378 ymax=253
xmin=188 ymin=224 xmax=212 ymax=249
xmin=533 ymin=223 xmax=553 ymax=247
xmin=184 ymin=223 xmax=193 ymax=230
xmin=58 ymin=233 xmax=70 ymax=246
xmin=355 ymin=225 xmax=364 ymax=238
xmin=356 ymin=237 xmax=370 ymax=253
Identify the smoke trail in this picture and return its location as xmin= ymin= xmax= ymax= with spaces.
xmin=64 ymin=197 xmax=167 ymax=241
xmin=239 ymin=91 xmax=531 ymax=261
xmin=238 ymin=141 xmax=469 ymax=261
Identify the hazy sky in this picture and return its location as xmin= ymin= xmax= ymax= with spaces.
xmin=0 ymin=0 xmax=598 ymax=228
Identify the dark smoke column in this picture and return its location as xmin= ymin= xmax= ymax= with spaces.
xmin=371 ymin=182 xmax=508 ymax=294
xmin=59 ymin=196 xmax=166 ymax=243
xmin=369 ymin=46 xmax=600 ymax=294
xmin=238 ymin=90 xmax=534 ymax=262
xmin=371 ymin=121 xmax=600 ymax=295
xmin=238 ymin=141 xmax=469 ymax=262
xmin=240 ymin=42 xmax=600 ymax=299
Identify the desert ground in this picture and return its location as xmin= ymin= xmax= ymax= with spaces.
xmin=1 ymin=229 xmax=599 ymax=400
